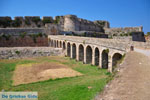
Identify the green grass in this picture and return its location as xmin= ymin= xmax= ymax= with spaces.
xmin=0 ymin=56 xmax=112 ymax=100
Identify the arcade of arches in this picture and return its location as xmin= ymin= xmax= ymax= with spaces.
xmin=49 ymin=39 xmax=124 ymax=72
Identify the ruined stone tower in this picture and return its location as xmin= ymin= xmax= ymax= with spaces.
xmin=64 ymin=15 xmax=78 ymax=31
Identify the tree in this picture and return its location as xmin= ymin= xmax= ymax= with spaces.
xmin=147 ymin=32 xmax=150 ymax=36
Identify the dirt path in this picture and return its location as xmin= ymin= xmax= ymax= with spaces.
xmin=95 ymin=51 xmax=150 ymax=100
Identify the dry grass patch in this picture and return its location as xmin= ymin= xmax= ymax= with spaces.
xmin=13 ymin=62 xmax=83 ymax=86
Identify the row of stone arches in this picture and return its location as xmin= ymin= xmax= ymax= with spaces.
xmin=49 ymin=39 xmax=123 ymax=72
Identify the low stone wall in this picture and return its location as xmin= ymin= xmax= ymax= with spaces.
xmin=132 ymin=41 xmax=150 ymax=49
xmin=0 ymin=47 xmax=63 ymax=59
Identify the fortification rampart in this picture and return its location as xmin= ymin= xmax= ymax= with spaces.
xmin=0 ymin=28 xmax=49 ymax=47
xmin=0 ymin=15 xmax=143 ymax=36
xmin=0 ymin=16 xmax=54 ymax=28
xmin=0 ymin=28 xmax=45 ymax=35
xmin=105 ymin=26 xmax=143 ymax=35
xmin=0 ymin=36 xmax=48 ymax=47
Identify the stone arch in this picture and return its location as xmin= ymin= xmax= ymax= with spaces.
xmin=72 ymin=43 xmax=76 ymax=59
xmin=79 ymin=44 xmax=84 ymax=61
xmin=49 ymin=39 xmax=51 ymax=46
xmin=112 ymin=53 xmax=122 ymax=71
xmin=67 ymin=42 xmax=71 ymax=57
xmin=57 ymin=40 xmax=59 ymax=47
xmin=63 ymin=41 xmax=66 ymax=50
xmin=54 ymin=40 xmax=57 ymax=48
xmin=60 ymin=41 xmax=62 ymax=48
xmin=51 ymin=40 xmax=53 ymax=47
xmin=101 ymin=49 xmax=109 ymax=69
xmin=95 ymin=47 xmax=100 ymax=66
xmin=86 ymin=45 xmax=92 ymax=64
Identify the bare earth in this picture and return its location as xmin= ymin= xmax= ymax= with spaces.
xmin=95 ymin=51 xmax=150 ymax=100
xmin=13 ymin=62 xmax=82 ymax=86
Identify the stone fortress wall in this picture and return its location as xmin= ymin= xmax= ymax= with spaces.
xmin=0 ymin=15 xmax=143 ymax=34
xmin=0 ymin=16 xmax=53 ymax=28
xmin=0 ymin=14 xmax=147 ymax=47
xmin=63 ymin=15 xmax=109 ymax=32
xmin=104 ymin=26 xmax=143 ymax=36
xmin=0 ymin=28 xmax=48 ymax=47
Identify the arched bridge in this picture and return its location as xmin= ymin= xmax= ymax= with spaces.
xmin=48 ymin=35 xmax=130 ymax=72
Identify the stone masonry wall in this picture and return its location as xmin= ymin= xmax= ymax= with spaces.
xmin=105 ymin=26 xmax=143 ymax=35
xmin=0 ymin=28 xmax=48 ymax=47
xmin=63 ymin=15 xmax=105 ymax=32
xmin=0 ymin=36 xmax=48 ymax=47
xmin=0 ymin=28 xmax=45 ymax=35
xmin=0 ymin=47 xmax=62 ymax=59
xmin=0 ymin=16 xmax=54 ymax=28
xmin=0 ymin=15 xmax=142 ymax=36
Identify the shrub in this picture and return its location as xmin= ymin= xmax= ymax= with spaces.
xmin=113 ymin=34 xmax=117 ymax=36
xmin=29 ymin=34 xmax=37 ymax=43
xmin=2 ymin=34 xmax=11 ymax=41
xmin=15 ymin=51 xmax=20 ymax=55
xmin=0 ymin=19 xmax=12 ymax=28
xmin=147 ymin=32 xmax=150 ymax=36
xmin=32 ymin=17 xmax=41 ymax=24
xmin=25 ymin=19 xmax=31 ymax=25
xmin=12 ymin=19 xmax=22 ymax=27
xmin=120 ymin=34 xmax=123 ymax=36
xmin=43 ymin=19 xmax=52 ymax=25
xmin=20 ymin=32 xmax=27 ymax=38
xmin=37 ymin=32 xmax=43 ymax=37
xmin=43 ymin=33 xmax=48 ymax=37
xmin=83 ymin=40 xmax=85 ymax=44
xmin=105 ymin=49 xmax=109 ymax=53
xmin=54 ymin=16 xmax=60 ymax=24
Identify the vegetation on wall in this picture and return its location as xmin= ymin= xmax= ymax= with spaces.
xmin=146 ymin=32 xmax=150 ymax=36
xmin=1 ymin=34 xmax=11 ymax=40
xmin=29 ymin=33 xmax=48 ymax=43
xmin=54 ymin=16 xmax=60 ymax=24
xmin=19 ymin=32 xmax=27 ymax=38
xmin=32 ymin=17 xmax=41 ymax=24
xmin=25 ymin=19 xmax=31 ymax=25
xmin=105 ymin=49 xmax=109 ymax=53
xmin=0 ymin=19 xmax=12 ymax=28
xmin=15 ymin=50 xmax=20 ymax=55
xmin=43 ymin=19 xmax=52 ymax=25
xmin=12 ymin=19 xmax=22 ymax=27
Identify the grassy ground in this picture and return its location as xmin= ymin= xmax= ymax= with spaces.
xmin=0 ymin=56 xmax=112 ymax=100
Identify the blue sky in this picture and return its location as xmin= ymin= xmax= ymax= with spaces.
xmin=0 ymin=0 xmax=150 ymax=33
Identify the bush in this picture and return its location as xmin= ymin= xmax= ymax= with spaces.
xmin=37 ymin=32 xmax=43 ymax=37
xmin=2 ymin=34 xmax=11 ymax=40
xmin=29 ymin=34 xmax=37 ymax=43
xmin=19 ymin=32 xmax=27 ymax=38
xmin=15 ymin=51 xmax=20 ymax=55
xmin=54 ymin=16 xmax=60 ymax=24
xmin=120 ymin=34 xmax=123 ymax=36
xmin=32 ymin=17 xmax=41 ymax=24
xmin=25 ymin=19 xmax=31 ymax=25
xmin=0 ymin=19 xmax=12 ymax=28
xmin=113 ymin=34 xmax=117 ymax=36
xmin=12 ymin=19 xmax=22 ymax=27
xmin=43 ymin=19 xmax=52 ymax=25
xmin=147 ymin=32 xmax=150 ymax=36
xmin=126 ymin=32 xmax=132 ymax=36
xmin=43 ymin=33 xmax=48 ymax=37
